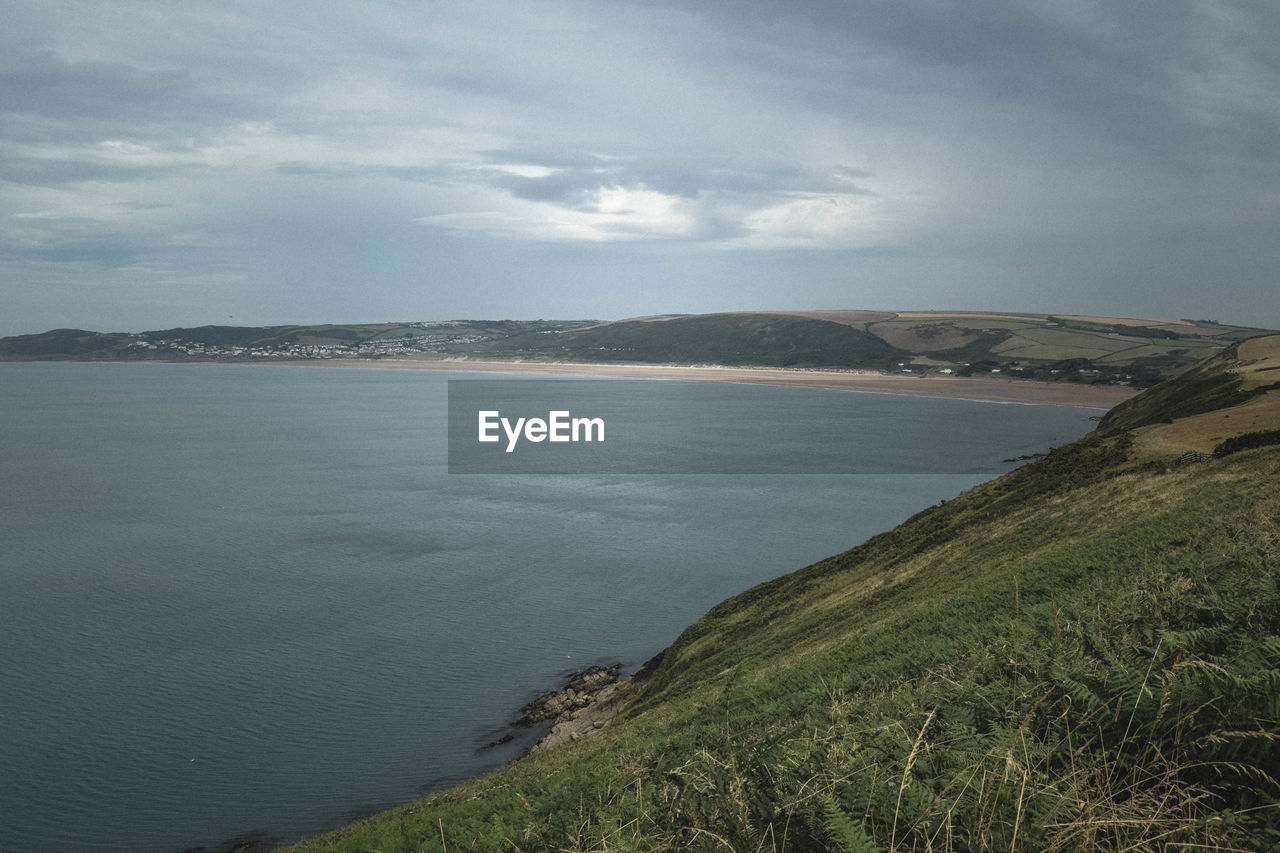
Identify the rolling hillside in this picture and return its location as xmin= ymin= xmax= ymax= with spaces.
xmin=4 ymin=311 xmax=1271 ymax=388
xmin=486 ymin=310 xmax=1270 ymax=385
xmin=280 ymin=338 xmax=1280 ymax=851
xmin=465 ymin=312 xmax=905 ymax=370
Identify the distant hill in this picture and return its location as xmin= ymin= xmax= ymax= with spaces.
xmin=0 ymin=320 xmax=596 ymax=362
xmin=511 ymin=310 xmax=1270 ymax=385
xmin=467 ymin=312 xmax=905 ymax=369
xmin=285 ymin=336 xmax=1280 ymax=851
xmin=2 ymin=310 xmax=1273 ymax=388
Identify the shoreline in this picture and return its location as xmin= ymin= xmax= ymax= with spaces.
xmin=1 ymin=356 xmax=1143 ymax=408
xmin=274 ymin=357 xmax=1140 ymax=408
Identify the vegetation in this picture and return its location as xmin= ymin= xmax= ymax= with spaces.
xmin=466 ymin=313 xmax=906 ymax=369
xmin=1215 ymin=429 xmax=1280 ymax=458
xmin=0 ymin=320 xmax=595 ymax=361
xmin=0 ymin=328 xmax=135 ymax=357
xmin=284 ymin=339 xmax=1280 ymax=851
xmin=5 ymin=311 xmax=1271 ymax=388
xmin=1098 ymin=345 xmax=1263 ymax=433
xmin=863 ymin=313 xmax=1264 ymax=383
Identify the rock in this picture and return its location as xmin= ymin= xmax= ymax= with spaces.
xmin=514 ymin=664 xmax=624 ymax=727
xmin=479 ymin=732 xmax=515 ymax=750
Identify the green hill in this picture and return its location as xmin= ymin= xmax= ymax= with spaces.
xmin=466 ymin=312 xmax=906 ymax=369
xmin=286 ymin=336 xmax=1280 ymax=851
xmin=0 ymin=327 xmax=137 ymax=358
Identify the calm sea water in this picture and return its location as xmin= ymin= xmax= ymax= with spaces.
xmin=0 ymin=363 xmax=1099 ymax=852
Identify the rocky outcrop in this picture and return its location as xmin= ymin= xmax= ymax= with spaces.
xmin=515 ymin=664 xmax=623 ymax=727
xmin=494 ymin=652 xmax=667 ymax=755
xmin=527 ymin=677 xmax=630 ymax=753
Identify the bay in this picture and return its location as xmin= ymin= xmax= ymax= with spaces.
xmin=0 ymin=362 xmax=1097 ymax=852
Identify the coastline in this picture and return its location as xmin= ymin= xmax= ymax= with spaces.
xmin=274 ymin=357 xmax=1140 ymax=408
xmin=507 ymin=650 xmax=667 ymax=756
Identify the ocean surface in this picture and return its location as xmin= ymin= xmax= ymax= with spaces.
xmin=0 ymin=362 xmax=1100 ymax=852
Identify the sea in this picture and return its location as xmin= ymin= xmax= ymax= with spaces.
xmin=0 ymin=362 xmax=1100 ymax=852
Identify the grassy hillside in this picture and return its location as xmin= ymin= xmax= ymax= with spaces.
xmin=605 ymin=311 xmax=1274 ymax=384
xmin=0 ymin=328 xmax=137 ymax=358
xmin=462 ymin=310 xmax=1273 ymax=384
xmin=463 ymin=312 xmax=906 ymax=369
xmin=285 ymin=337 xmax=1280 ymax=852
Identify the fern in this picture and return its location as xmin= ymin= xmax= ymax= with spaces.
xmin=822 ymin=798 xmax=881 ymax=853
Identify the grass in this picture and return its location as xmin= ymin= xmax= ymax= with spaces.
xmin=990 ymin=327 xmax=1156 ymax=361
xmin=1131 ymin=393 xmax=1280 ymax=458
xmin=857 ymin=321 xmax=987 ymax=355
xmin=860 ymin=313 xmax=1272 ymax=377
xmin=1093 ymin=341 xmax=1216 ymax=365
xmin=469 ymin=313 xmax=906 ymax=370
xmin=285 ymin=337 xmax=1280 ymax=852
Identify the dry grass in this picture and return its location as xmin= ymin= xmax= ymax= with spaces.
xmin=1134 ymin=393 xmax=1280 ymax=458
xmin=895 ymin=311 xmax=1051 ymax=323
xmin=756 ymin=310 xmax=898 ymax=329
xmin=1094 ymin=342 xmax=1212 ymax=364
xmin=1131 ymin=336 xmax=1280 ymax=459
xmin=864 ymin=323 xmax=983 ymax=353
xmin=1055 ymin=314 xmax=1193 ymax=327
xmin=991 ymin=327 xmax=1147 ymax=360
xmin=1236 ymin=335 xmax=1280 ymax=386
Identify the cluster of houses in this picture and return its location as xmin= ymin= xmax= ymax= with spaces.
xmin=894 ymin=359 xmax=1132 ymax=385
xmin=125 ymin=332 xmax=486 ymax=360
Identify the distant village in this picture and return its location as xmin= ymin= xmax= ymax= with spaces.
xmin=125 ymin=323 xmax=487 ymax=360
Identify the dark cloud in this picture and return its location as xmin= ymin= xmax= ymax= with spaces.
xmin=1 ymin=50 xmax=193 ymax=119
xmin=0 ymin=47 xmax=270 ymax=146
xmin=669 ymin=0 xmax=1280 ymax=159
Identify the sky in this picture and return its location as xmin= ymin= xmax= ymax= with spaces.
xmin=2 ymin=0 xmax=1278 ymax=336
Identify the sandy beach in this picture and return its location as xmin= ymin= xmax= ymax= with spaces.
xmin=281 ymin=358 xmax=1141 ymax=408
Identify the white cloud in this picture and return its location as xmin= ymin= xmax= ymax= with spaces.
xmin=734 ymin=192 xmax=886 ymax=250
xmin=419 ymin=184 xmax=698 ymax=242
xmin=484 ymin=164 xmax=561 ymax=178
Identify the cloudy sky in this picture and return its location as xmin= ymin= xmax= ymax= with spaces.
xmin=2 ymin=1 xmax=1278 ymax=336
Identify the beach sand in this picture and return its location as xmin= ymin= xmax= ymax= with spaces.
xmin=282 ymin=358 xmax=1140 ymax=408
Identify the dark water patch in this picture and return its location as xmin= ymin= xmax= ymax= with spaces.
xmin=177 ymin=829 xmax=282 ymax=853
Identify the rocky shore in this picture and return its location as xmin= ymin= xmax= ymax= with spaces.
xmin=505 ymin=653 xmax=665 ymax=754
xmin=516 ymin=663 xmax=627 ymax=753
xmin=516 ymin=664 xmax=622 ymax=725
